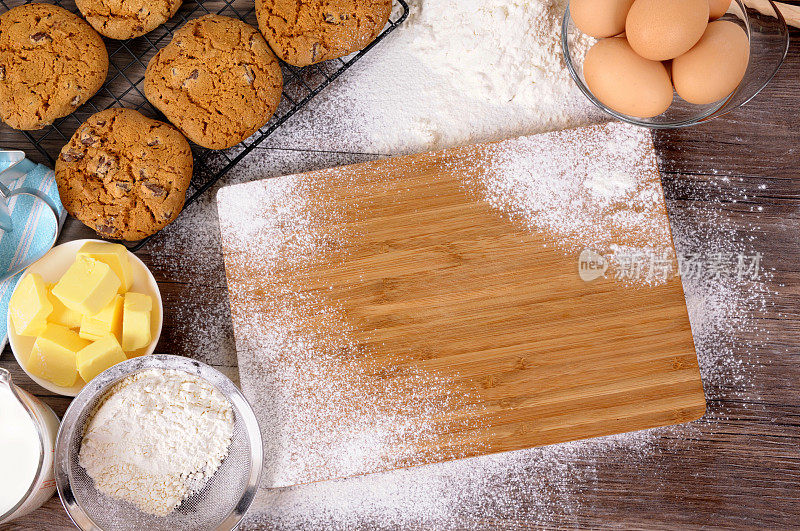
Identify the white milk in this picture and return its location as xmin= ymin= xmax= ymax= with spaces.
xmin=0 ymin=370 xmax=59 ymax=523
xmin=0 ymin=386 xmax=42 ymax=514
xmin=0 ymin=383 xmax=39 ymax=514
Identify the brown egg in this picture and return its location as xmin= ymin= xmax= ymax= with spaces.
xmin=571 ymin=0 xmax=636 ymax=38
xmin=626 ymin=0 xmax=709 ymax=61
xmin=672 ymin=20 xmax=750 ymax=105
xmin=583 ymin=37 xmax=674 ymax=118
xmin=708 ymin=0 xmax=732 ymax=20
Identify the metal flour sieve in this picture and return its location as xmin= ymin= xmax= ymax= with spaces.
xmin=54 ymin=355 xmax=263 ymax=531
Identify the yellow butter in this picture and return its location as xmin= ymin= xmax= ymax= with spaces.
xmin=76 ymin=335 xmax=127 ymax=383
xmin=52 ymin=257 xmax=120 ymax=316
xmin=77 ymin=242 xmax=133 ymax=293
xmin=121 ymin=292 xmax=152 ymax=352
xmin=45 ymin=283 xmax=83 ymax=329
xmin=9 ymin=273 xmax=53 ymax=336
xmin=27 ymin=324 xmax=90 ymax=387
xmin=80 ymin=294 xmax=124 ymax=341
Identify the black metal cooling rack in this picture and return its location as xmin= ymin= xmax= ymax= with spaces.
xmin=0 ymin=0 xmax=409 ymax=251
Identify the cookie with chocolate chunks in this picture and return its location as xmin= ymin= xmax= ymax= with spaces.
xmin=0 ymin=3 xmax=108 ymax=130
xmin=255 ymin=0 xmax=392 ymax=67
xmin=144 ymin=15 xmax=283 ymax=150
xmin=55 ymin=108 xmax=193 ymax=241
xmin=76 ymin=0 xmax=183 ymax=40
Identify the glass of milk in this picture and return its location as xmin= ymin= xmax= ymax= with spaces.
xmin=0 ymin=367 xmax=60 ymax=523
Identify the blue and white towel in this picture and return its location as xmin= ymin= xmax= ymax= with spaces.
xmin=0 ymin=158 xmax=66 ymax=349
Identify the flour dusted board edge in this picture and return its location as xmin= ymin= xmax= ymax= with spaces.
xmin=218 ymin=123 xmax=707 ymax=488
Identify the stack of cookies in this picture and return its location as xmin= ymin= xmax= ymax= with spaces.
xmin=0 ymin=0 xmax=392 ymax=241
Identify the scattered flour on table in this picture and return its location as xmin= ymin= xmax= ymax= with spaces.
xmin=231 ymin=170 xmax=771 ymax=529
xmin=146 ymin=136 xmax=772 ymax=527
xmin=79 ymin=369 xmax=234 ymax=517
xmin=217 ymin=124 xmax=666 ymax=489
xmin=265 ymin=0 xmax=601 ymax=154
xmin=213 ymin=157 xmax=771 ymax=528
xmin=146 ymin=151 xmax=378 ymax=368
xmin=665 ymin=175 xmax=772 ymax=399
xmin=455 ymin=121 xmax=672 ymax=284
xmin=218 ymin=172 xmax=486 ymax=488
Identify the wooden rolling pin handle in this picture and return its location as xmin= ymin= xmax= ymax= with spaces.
xmin=744 ymin=0 xmax=800 ymax=29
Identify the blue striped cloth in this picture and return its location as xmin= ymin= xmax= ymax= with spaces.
xmin=0 ymin=158 xmax=66 ymax=349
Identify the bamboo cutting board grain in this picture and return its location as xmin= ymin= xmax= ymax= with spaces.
xmin=218 ymin=123 xmax=706 ymax=487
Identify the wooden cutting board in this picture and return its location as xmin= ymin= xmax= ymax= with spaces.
xmin=218 ymin=122 xmax=706 ymax=488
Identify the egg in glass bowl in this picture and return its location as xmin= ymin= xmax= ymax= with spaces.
xmin=562 ymin=0 xmax=789 ymax=128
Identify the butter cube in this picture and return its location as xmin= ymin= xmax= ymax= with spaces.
xmin=76 ymin=335 xmax=127 ymax=382
xmin=9 ymin=273 xmax=53 ymax=336
xmin=27 ymin=324 xmax=90 ymax=387
xmin=52 ymin=257 xmax=120 ymax=316
xmin=80 ymin=295 xmax=124 ymax=341
xmin=45 ymin=283 xmax=83 ymax=329
xmin=121 ymin=292 xmax=152 ymax=352
xmin=77 ymin=242 xmax=133 ymax=293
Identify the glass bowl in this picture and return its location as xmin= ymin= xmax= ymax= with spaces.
xmin=561 ymin=0 xmax=789 ymax=128
xmin=54 ymin=355 xmax=263 ymax=531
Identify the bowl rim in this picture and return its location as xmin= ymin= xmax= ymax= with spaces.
xmin=561 ymin=0 xmax=790 ymax=129
xmin=54 ymin=354 xmax=263 ymax=531
xmin=7 ymin=238 xmax=163 ymax=397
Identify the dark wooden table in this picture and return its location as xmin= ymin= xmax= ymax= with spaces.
xmin=2 ymin=27 xmax=799 ymax=531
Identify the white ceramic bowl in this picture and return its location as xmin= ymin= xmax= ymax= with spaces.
xmin=8 ymin=239 xmax=163 ymax=397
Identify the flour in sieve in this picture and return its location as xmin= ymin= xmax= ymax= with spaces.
xmin=78 ymin=369 xmax=235 ymax=517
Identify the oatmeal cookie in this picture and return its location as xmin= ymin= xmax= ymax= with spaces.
xmin=76 ymin=0 xmax=183 ymax=40
xmin=55 ymin=108 xmax=193 ymax=240
xmin=144 ymin=15 xmax=283 ymax=150
xmin=255 ymin=0 xmax=392 ymax=66
xmin=0 ymin=3 xmax=108 ymax=130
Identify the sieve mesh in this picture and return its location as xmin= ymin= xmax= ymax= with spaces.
xmin=55 ymin=356 xmax=262 ymax=531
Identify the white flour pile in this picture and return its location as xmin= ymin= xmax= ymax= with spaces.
xmin=79 ymin=369 xmax=234 ymax=516
xmin=408 ymin=0 xmax=589 ymax=107
xmin=265 ymin=0 xmax=600 ymax=154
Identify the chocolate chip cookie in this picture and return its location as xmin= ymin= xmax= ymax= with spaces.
xmin=55 ymin=108 xmax=193 ymax=241
xmin=76 ymin=0 xmax=183 ymax=40
xmin=255 ymin=0 xmax=392 ymax=67
xmin=144 ymin=15 xmax=283 ymax=150
xmin=0 ymin=3 xmax=108 ymax=130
